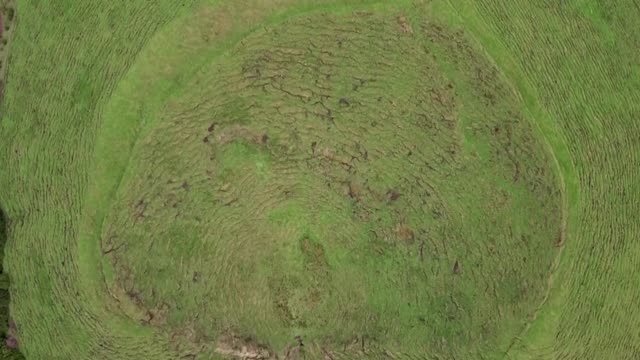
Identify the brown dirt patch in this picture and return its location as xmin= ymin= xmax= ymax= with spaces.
xmin=394 ymin=223 xmax=415 ymax=244
xmin=397 ymin=16 xmax=413 ymax=34
xmin=215 ymin=334 xmax=272 ymax=359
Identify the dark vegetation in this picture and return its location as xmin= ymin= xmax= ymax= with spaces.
xmin=0 ymin=211 xmax=23 ymax=360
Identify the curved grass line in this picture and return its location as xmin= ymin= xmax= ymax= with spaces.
xmin=436 ymin=1 xmax=580 ymax=358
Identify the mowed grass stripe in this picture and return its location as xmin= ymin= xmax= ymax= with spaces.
xmin=0 ymin=1 xmax=191 ymax=358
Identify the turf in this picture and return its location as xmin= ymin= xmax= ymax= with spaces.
xmin=0 ymin=0 xmax=637 ymax=359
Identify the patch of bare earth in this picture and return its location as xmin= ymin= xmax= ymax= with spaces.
xmin=215 ymin=333 xmax=325 ymax=360
xmin=397 ymin=15 xmax=413 ymax=34
xmin=215 ymin=334 xmax=273 ymax=359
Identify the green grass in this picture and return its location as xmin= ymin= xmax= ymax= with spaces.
xmin=0 ymin=0 xmax=637 ymax=359
xmin=442 ymin=1 xmax=640 ymax=358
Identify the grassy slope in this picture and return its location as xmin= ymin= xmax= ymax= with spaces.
xmin=85 ymin=0 xmax=410 ymax=316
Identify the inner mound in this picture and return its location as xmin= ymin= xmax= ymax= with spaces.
xmin=99 ymin=9 xmax=562 ymax=359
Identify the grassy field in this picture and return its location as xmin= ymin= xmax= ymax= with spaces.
xmin=0 ymin=0 xmax=637 ymax=359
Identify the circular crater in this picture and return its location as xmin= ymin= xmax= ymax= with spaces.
xmin=100 ymin=8 xmax=562 ymax=359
